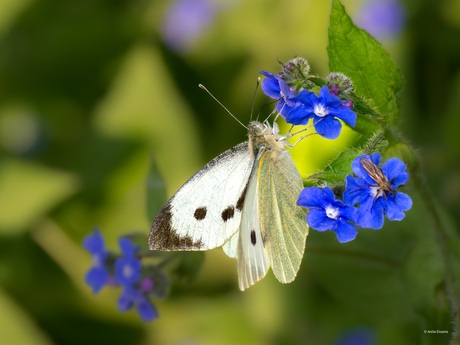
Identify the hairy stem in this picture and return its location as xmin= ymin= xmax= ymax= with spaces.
xmin=412 ymin=173 xmax=460 ymax=344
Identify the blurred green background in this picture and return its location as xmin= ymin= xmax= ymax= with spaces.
xmin=0 ymin=0 xmax=459 ymax=344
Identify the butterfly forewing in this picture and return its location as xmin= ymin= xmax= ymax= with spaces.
xmin=149 ymin=141 xmax=254 ymax=251
xmin=237 ymin=148 xmax=270 ymax=291
xmin=258 ymin=150 xmax=309 ymax=283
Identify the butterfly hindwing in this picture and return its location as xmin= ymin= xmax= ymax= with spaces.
xmin=258 ymin=149 xmax=309 ymax=283
xmin=237 ymin=148 xmax=270 ymax=291
xmin=149 ymin=141 xmax=254 ymax=251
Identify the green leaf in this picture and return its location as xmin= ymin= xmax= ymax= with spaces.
xmin=146 ymin=154 xmax=167 ymax=222
xmin=402 ymin=238 xmax=444 ymax=311
xmin=0 ymin=158 xmax=79 ymax=233
xmin=328 ymin=0 xmax=404 ymax=126
xmin=308 ymin=147 xmax=362 ymax=188
xmin=349 ymin=94 xmax=382 ymax=135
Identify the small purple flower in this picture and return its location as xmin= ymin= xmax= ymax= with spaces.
xmin=297 ymin=187 xmax=358 ymax=243
xmin=140 ymin=277 xmax=155 ymax=293
xmin=260 ymin=71 xmax=298 ymax=118
xmin=357 ymin=0 xmax=406 ymax=40
xmin=161 ymin=0 xmax=219 ymax=54
xmin=118 ymin=286 xmax=159 ymax=322
xmin=330 ymin=84 xmax=340 ymax=96
xmin=83 ymin=228 xmax=110 ymax=293
xmin=343 ymin=153 xmax=412 ymax=229
xmin=286 ymin=85 xmax=357 ymax=140
xmin=115 ymin=238 xmax=142 ymax=287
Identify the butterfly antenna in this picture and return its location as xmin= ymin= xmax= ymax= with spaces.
xmin=199 ymin=84 xmax=248 ymax=129
xmin=255 ymin=99 xmax=278 ymax=122
xmin=250 ymin=77 xmax=260 ymax=122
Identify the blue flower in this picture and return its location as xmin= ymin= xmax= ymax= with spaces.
xmin=161 ymin=0 xmax=219 ymax=54
xmin=114 ymin=238 xmax=142 ymax=287
xmin=357 ymin=0 xmax=406 ymax=40
xmin=343 ymin=153 xmax=412 ymax=229
xmin=335 ymin=327 xmax=376 ymax=345
xmin=260 ymin=71 xmax=298 ymax=118
xmin=297 ymin=187 xmax=358 ymax=243
xmin=286 ymin=85 xmax=357 ymax=140
xmin=118 ymin=286 xmax=159 ymax=322
xmin=83 ymin=228 xmax=110 ymax=293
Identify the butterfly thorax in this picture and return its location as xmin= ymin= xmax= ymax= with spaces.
xmin=247 ymin=121 xmax=287 ymax=159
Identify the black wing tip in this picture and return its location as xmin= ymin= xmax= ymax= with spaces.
xmin=149 ymin=203 xmax=205 ymax=251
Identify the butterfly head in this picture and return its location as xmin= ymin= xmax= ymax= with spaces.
xmin=248 ymin=121 xmax=287 ymax=158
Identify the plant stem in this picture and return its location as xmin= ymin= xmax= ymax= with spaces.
xmin=412 ymin=173 xmax=460 ymax=344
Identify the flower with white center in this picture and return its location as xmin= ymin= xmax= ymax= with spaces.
xmin=286 ymin=85 xmax=357 ymax=140
xmin=114 ymin=237 xmax=142 ymax=287
xmin=343 ymin=153 xmax=412 ymax=229
xmin=297 ymin=186 xmax=358 ymax=243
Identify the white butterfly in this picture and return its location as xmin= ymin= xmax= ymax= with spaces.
xmin=149 ymin=120 xmax=309 ymax=291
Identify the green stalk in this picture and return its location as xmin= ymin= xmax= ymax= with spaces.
xmin=411 ymin=173 xmax=460 ymax=344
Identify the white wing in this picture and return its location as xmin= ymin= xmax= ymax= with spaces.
xmin=149 ymin=141 xmax=253 ymax=251
xmin=222 ymin=231 xmax=239 ymax=258
xmin=237 ymin=149 xmax=270 ymax=291
xmin=258 ymin=150 xmax=309 ymax=283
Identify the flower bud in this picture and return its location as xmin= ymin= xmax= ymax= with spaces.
xmin=326 ymin=72 xmax=355 ymax=96
xmin=279 ymin=57 xmax=311 ymax=84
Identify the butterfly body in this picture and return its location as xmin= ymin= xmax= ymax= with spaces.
xmin=149 ymin=121 xmax=308 ymax=290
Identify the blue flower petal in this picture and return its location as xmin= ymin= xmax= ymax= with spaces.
xmin=83 ymin=228 xmax=105 ymax=254
xmin=384 ymin=195 xmax=406 ymax=221
xmin=357 ymin=195 xmax=385 ymax=229
xmin=138 ymin=301 xmax=159 ymax=322
xmin=338 ymin=205 xmax=358 ymax=223
xmin=389 ymin=172 xmax=409 ymax=189
xmin=292 ymin=89 xmax=317 ymax=105
xmin=118 ymin=289 xmax=135 ymax=312
xmin=333 ymin=219 xmax=358 ymax=243
xmin=351 ymin=154 xmax=377 ymax=185
xmin=286 ymin=105 xmax=315 ymax=126
xmin=314 ymin=115 xmax=342 ymax=139
xmin=318 ymin=85 xmax=342 ymax=107
xmin=119 ymin=237 xmax=138 ymax=258
xmin=381 ymin=158 xmax=409 ymax=188
xmin=394 ymin=191 xmax=412 ymax=211
xmin=322 ymin=187 xmax=337 ymax=204
xmin=328 ymin=106 xmax=357 ymax=128
xmin=276 ymin=100 xmax=294 ymax=118
xmin=370 ymin=152 xmax=381 ymax=166
xmin=279 ymin=78 xmax=296 ymax=98
xmin=261 ymin=78 xmax=281 ymax=99
xmin=307 ymin=209 xmax=335 ymax=231
xmin=297 ymin=187 xmax=330 ymax=209
xmin=85 ymin=266 xmax=109 ymax=294
xmin=343 ymin=175 xmax=369 ymax=206
xmin=260 ymin=71 xmax=277 ymax=80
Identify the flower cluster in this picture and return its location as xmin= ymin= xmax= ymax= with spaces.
xmin=297 ymin=153 xmax=412 ymax=242
xmin=83 ymin=229 xmax=162 ymax=322
xmin=261 ymin=66 xmax=357 ymax=140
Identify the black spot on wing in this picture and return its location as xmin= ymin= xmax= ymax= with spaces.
xmin=194 ymin=207 xmax=207 ymax=220
xmin=251 ymin=230 xmax=256 ymax=246
xmin=149 ymin=202 xmax=204 ymax=250
xmin=236 ymin=183 xmax=248 ymax=211
xmin=222 ymin=206 xmax=235 ymax=222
